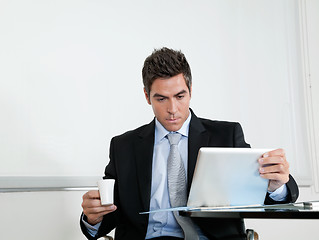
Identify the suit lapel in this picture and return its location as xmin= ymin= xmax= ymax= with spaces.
xmin=187 ymin=110 xmax=210 ymax=192
xmin=134 ymin=120 xmax=155 ymax=212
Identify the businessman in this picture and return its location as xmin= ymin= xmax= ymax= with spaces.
xmin=80 ymin=47 xmax=299 ymax=240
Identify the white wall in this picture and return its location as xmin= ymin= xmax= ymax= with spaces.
xmin=1 ymin=0 xmax=319 ymax=240
xmin=0 ymin=191 xmax=87 ymax=240
xmin=245 ymin=0 xmax=319 ymax=238
xmin=0 ymin=0 xmax=312 ymax=183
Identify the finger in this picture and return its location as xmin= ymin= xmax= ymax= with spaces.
xmin=259 ymin=156 xmax=288 ymax=166
xmin=84 ymin=205 xmax=117 ymax=225
xmin=83 ymin=190 xmax=100 ymax=200
xmin=263 ymin=148 xmax=285 ymax=158
xmin=90 ymin=204 xmax=117 ymax=212
xmin=82 ymin=198 xmax=117 ymax=211
xmin=259 ymin=163 xmax=289 ymax=175
xmin=82 ymin=198 xmax=103 ymax=208
xmin=83 ymin=204 xmax=117 ymax=219
xmin=84 ymin=204 xmax=117 ymax=215
xmin=260 ymin=172 xmax=289 ymax=183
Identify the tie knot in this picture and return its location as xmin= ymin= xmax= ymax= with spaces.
xmin=167 ymin=133 xmax=182 ymax=146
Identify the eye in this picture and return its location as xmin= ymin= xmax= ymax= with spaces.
xmin=177 ymin=95 xmax=184 ymax=100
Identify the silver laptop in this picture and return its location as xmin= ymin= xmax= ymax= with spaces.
xmin=187 ymin=147 xmax=270 ymax=208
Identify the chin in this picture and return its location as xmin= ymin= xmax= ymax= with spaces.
xmin=165 ymin=125 xmax=181 ymax=132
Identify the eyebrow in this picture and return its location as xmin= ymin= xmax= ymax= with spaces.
xmin=152 ymin=90 xmax=188 ymax=99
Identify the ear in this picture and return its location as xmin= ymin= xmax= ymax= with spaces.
xmin=144 ymin=88 xmax=151 ymax=105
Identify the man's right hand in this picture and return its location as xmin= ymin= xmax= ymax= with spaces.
xmin=81 ymin=190 xmax=117 ymax=225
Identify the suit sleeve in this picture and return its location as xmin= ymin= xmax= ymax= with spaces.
xmin=264 ymin=175 xmax=299 ymax=204
xmin=79 ymin=213 xmax=98 ymax=240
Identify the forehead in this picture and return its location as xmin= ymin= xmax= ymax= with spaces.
xmin=150 ymin=74 xmax=189 ymax=95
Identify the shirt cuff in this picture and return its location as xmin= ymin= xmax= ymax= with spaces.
xmin=268 ymin=184 xmax=288 ymax=202
xmin=81 ymin=214 xmax=101 ymax=237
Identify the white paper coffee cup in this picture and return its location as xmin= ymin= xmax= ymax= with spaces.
xmin=97 ymin=179 xmax=115 ymax=205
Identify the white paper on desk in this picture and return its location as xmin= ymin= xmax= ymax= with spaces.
xmin=188 ymin=202 xmax=310 ymax=211
xmin=140 ymin=201 xmax=319 ymax=214
xmin=140 ymin=204 xmax=263 ymax=214
xmin=140 ymin=203 xmax=297 ymax=214
xmin=140 ymin=207 xmax=189 ymax=214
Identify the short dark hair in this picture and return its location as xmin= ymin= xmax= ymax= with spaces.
xmin=142 ymin=47 xmax=192 ymax=96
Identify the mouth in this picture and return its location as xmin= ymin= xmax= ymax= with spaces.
xmin=166 ymin=117 xmax=180 ymax=123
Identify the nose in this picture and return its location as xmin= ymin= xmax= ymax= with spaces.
xmin=167 ymin=99 xmax=178 ymax=115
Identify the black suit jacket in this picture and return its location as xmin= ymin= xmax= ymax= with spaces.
xmin=81 ymin=110 xmax=299 ymax=240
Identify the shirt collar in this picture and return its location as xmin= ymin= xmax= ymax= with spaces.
xmin=154 ymin=111 xmax=192 ymax=144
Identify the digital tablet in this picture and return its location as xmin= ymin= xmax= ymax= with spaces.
xmin=187 ymin=147 xmax=271 ymax=208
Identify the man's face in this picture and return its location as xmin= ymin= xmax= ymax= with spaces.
xmin=144 ymin=73 xmax=191 ymax=132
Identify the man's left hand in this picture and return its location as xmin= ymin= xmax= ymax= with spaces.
xmin=259 ymin=148 xmax=290 ymax=192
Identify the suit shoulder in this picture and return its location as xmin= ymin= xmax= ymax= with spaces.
xmin=198 ymin=117 xmax=241 ymax=129
xmin=196 ymin=117 xmax=246 ymax=137
xmin=111 ymin=121 xmax=154 ymax=142
xmin=194 ymin=116 xmax=250 ymax=147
